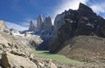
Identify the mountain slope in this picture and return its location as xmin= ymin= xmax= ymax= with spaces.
xmin=49 ymin=3 xmax=105 ymax=61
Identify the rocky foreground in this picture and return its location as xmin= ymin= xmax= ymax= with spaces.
xmin=0 ymin=30 xmax=58 ymax=68
xmin=0 ymin=31 xmax=105 ymax=68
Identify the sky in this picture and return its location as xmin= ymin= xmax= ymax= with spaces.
xmin=0 ymin=0 xmax=105 ymax=31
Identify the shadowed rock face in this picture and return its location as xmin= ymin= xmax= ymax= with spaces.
xmin=49 ymin=3 xmax=105 ymax=61
xmin=25 ymin=16 xmax=54 ymax=50
xmin=76 ymin=3 xmax=105 ymax=37
xmin=35 ymin=16 xmax=54 ymax=50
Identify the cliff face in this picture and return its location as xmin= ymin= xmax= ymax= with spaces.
xmin=49 ymin=3 xmax=105 ymax=61
xmin=54 ymin=3 xmax=105 ymax=37
xmin=29 ymin=21 xmax=37 ymax=31
xmin=28 ymin=16 xmax=54 ymax=50
xmin=29 ymin=16 xmax=53 ymax=32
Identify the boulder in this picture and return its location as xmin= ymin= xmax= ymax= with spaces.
xmin=1 ymin=52 xmax=37 ymax=68
xmin=50 ymin=61 xmax=57 ymax=68
xmin=30 ymin=57 xmax=57 ymax=68
xmin=0 ymin=34 xmax=10 ymax=48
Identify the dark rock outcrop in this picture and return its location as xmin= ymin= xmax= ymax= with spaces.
xmin=49 ymin=3 xmax=105 ymax=61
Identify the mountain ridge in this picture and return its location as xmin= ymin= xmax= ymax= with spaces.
xmin=48 ymin=3 xmax=105 ymax=62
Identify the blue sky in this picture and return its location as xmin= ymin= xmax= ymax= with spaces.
xmin=0 ymin=0 xmax=59 ymax=23
xmin=0 ymin=0 xmax=105 ymax=30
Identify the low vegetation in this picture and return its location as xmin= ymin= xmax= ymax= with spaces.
xmin=34 ymin=50 xmax=83 ymax=64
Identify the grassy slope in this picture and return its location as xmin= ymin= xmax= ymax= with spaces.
xmin=34 ymin=50 xmax=84 ymax=64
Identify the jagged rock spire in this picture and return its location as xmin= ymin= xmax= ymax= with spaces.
xmin=29 ymin=21 xmax=36 ymax=31
xmin=78 ymin=3 xmax=93 ymax=11
xmin=43 ymin=16 xmax=52 ymax=29
xmin=78 ymin=3 xmax=96 ymax=16
xmin=37 ymin=15 xmax=45 ymax=30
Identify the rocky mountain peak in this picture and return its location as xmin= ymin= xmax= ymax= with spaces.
xmin=44 ymin=16 xmax=52 ymax=24
xmin=29 ymin=21 xmax=37 ymax=31
xmin=43 ymin=16 xmax=52 ymax=29
xmin=78 ymin=3 xmax=95 ymax=16
xmin=78 ymin=3 xmax=93 ymax=12
xmin=49 ymin=3 xmax=105 ymax=57
xmin=37 ymin=15 xmax=45 ymax=24
xmin=26 ymin=16 xmax=54 ymax=50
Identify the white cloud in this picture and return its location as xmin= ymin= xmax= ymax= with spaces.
xmin=52 ymin=0 xmax=89 ymax=20
xmin=90 ymin=2 xmax=105 ymax=14
xmin=20 ymin=18 xmax=37 ymax=27
xmin=6 ymin=21 xmax=28 ymax=31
